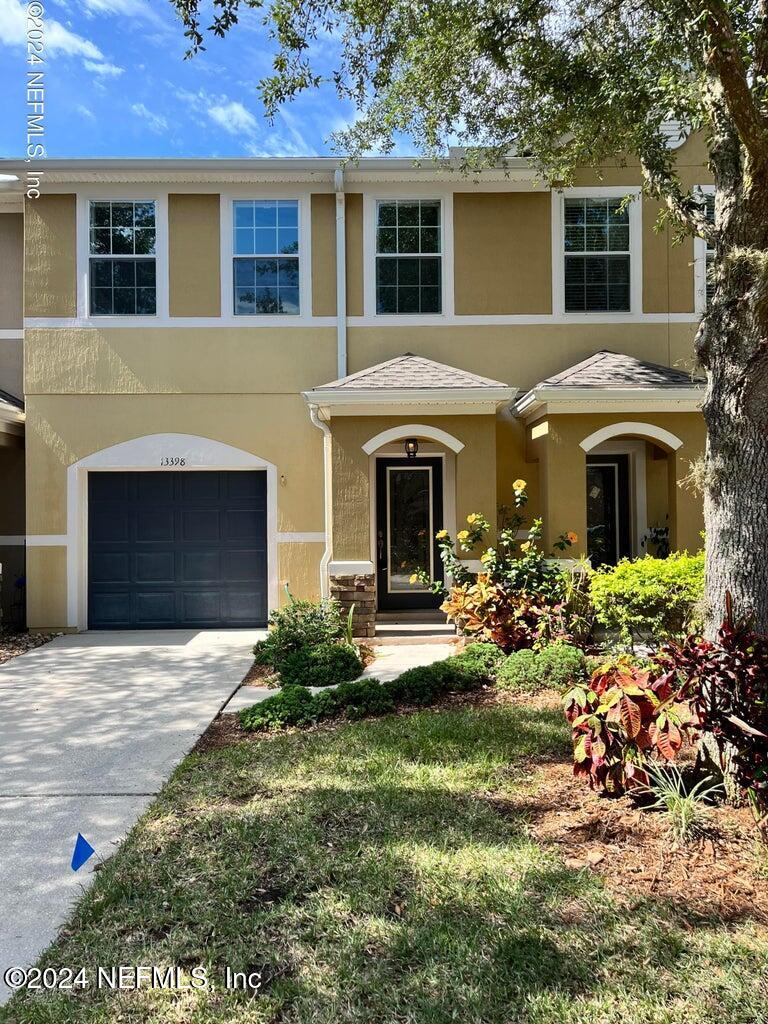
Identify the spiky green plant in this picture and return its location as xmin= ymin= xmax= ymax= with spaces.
xmin=643 ymin=763 xmax=722 ymax=844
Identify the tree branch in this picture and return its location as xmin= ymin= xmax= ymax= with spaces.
xmin=639 ymin=158 xmax=716 ymax=242
xmin=692 ymin=0 xmax=768 ymax=170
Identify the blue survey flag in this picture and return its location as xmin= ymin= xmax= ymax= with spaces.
xmin=71 ymin=833 xmax=95 ymax=872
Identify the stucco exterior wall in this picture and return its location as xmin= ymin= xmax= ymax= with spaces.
xmin=0 ymin=213 xmax=23 ymax=329
xmin=311 ymin=193 xmax=337 ymax=317
xmin=346 ymin=322 xmax=698 ymax=393
xmin=345 ymin=192 xmax=364 ymax=317
xmin=329 ymin=414 xmax=497 ymax=563
xmin=535 ymin=411 xmax=705 ymax=555
xmin=453 ymin=193 xmax=552 ymax=314
xmin=168 ymin=193 xmax=221 ymax=317
xmin=25 ymin=194 xmax=76 ymax=317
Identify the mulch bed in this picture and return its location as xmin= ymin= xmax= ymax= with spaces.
xmin=194 ymin=685 xmax=768 ymax=924
xmin=0 ymin=628 xmax=61 ymax=666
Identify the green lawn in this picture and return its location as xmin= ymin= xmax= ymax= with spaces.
xmin=6 ymin=701 xmax=768 ymax=1024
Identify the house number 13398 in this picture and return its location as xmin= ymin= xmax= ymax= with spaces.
xmin=160 ymin=457 xmax=186 ymax=467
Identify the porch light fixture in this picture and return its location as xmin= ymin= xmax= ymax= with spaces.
xmin=404 ymin=437 xmax=419 ymax=460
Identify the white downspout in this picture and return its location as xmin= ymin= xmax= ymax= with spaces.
xmin=309 ymin=403 xmax=333 ymax=599
xmin=334 ymin=166 xmax=347 ymax=378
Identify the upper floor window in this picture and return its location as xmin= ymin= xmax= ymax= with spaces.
xmin=376 ymin=199 xmax=442 ymax=314
xmin=563 ymin=197 xmax=630 ymax=312
xmin=89 ymin=200 xmax=156 ymax=316
xmin=233 ymin=199 xmax=299 ymax=315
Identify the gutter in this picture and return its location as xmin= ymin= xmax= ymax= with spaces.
xmin=308 ymin=403 xmax=333 ymax=599
xmin=334 ymin=167 xmax=347 ymax=378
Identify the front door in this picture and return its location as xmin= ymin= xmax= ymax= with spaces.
xmin=376 ymin=457 xmax=444 ymax=610
xmin=586 ymin=454 xmax=631 ymax=566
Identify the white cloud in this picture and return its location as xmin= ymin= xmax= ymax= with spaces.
xmin=83 ymin=59 xmax=124 ymax=76
xmin=76 ymin=103 xmax=95 ymax=120
xmin=80 ymin=0 xmax=166 ymax=27
xmin=131 ymin=102 xmax=167 ymax=134
xmin=0 ymin=0 xmax=103 ymax=59
xmin=208 ymin=101 xmax=258 ymax=136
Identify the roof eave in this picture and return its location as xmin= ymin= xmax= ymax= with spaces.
xmin=304 ymin=386 xmax=518 ymax=405
xmin=514 ymin=385 xmax=704 ymax=420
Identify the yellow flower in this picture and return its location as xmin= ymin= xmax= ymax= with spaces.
xmin=457 ymin=530 xmax=470 ymax=543
xmin=566 ymin=531 xmax=578 ymax=544
xmin=409 ymin=574 xmax=418 ymax=584
xmin=513 ymin=478 xmax=527 ymax=492
xmin=435 ymin=528 xmax=449 ymax=540
xmin=466 ymin=513 xmax=478 ymax=524
xmin=480 ymin=551 xmax=493 ymax=563
xmin=520 ymin=541 xmax=532 ymax=553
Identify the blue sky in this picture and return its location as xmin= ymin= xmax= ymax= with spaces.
xmin=0 ymin=0 xmax=373 ymax=158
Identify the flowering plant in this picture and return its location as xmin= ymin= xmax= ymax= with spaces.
xmin=411 ymin=482 xmax=583 ymax=648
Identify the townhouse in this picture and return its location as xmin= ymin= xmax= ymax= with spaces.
xmin=0 ymin=135 xmax=710 ymax=634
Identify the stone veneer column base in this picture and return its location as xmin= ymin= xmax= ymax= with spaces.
xmin=329 ymin=573 xmax=376 ymax=639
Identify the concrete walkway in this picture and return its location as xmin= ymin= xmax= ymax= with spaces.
xmin=224 ymin=642 xmax=456 ymax=713
xmin=0 ymin=629 xmax=263 ymax=1002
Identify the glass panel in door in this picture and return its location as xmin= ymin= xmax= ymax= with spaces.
xmin=387 ymin=467 xmax=432 ymax=591
xmin=586 ymin=463 xmax=619 ymax=565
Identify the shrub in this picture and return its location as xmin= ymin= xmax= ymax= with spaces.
xmin=253 ymin=597 xmax=343 ymax=670
xmin=589 ymin=551 xmax=704 ymax=646
xmin=456 ymin=642 xmax=507 ymax=679
xmin=498 ymin=643 xmax=586 ymax=693
xmin=535 ymin=643 xmax=588 ymax=690
xmin=497 ymin=649 xmax=540 ymax=692
xmin=659 ymin=596 xmax=768 ymax=831
xmin=441 ymin=580 xmax=545 ymax=651
xmin=563 ymin=660 xmax=696 ymax=794
xmin=279 ymin=641 xmax=363 ymax=688
xmin=643 ymin=763 xmax=721 ymax=843
xmin=239 ymin=648 xmax=492 ymax=732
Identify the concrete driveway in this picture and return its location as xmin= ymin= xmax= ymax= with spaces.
xmin=0 ymin=629 xmax=263 ymax=1002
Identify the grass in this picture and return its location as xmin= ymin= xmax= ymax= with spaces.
xmin=5 ymin=702 xmax=768 ymax=1024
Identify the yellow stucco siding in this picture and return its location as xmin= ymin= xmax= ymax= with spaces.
xmin=540 ymin=411 xmax=705 ymax=555
xmin=25 ymin=327 xmax=337 ymax=395
xmin=347 ymin=322 xmax=698 ymax=393
xmin=453 ymin=193 xmax=552 ymax=314
xmin=24 ymin=393 xmax=325 ymax=536
xmin=642 ymin=199 xmax=695 ymax=314
xmin=25 ymin=194 xmax=77 ymax=317
xmin=311 ymin=193 xmax=337 ymax=317
xmin=278 ymin=541 xmax=324 ymax=601
xmin=329 ymin=414 xmax=497 ymax=562
xmin=345 ymin=192 xmax=364 ymax=317
xmin=168 ymin=193 xmax=221 ymax=317
xmin=26 ymin=546 xmax=67 ymax=629
xmin=0 ymin=213 xmax=23 ymax=329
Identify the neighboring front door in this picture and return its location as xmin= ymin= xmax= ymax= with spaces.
xmin=376 ymin=457 xmax=444 ymax=610
xmin=586 ymin=454 xmax=631 ymax=566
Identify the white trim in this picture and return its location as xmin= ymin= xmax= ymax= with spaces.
xmin=0 ymin=535 xmax=25 ymax=546
xmin=63 ymin=433 xmax=279 ymax=631
xmin=363 ymin=193 xmax=454 ymax=319
xmin=221 ymin=192 xmax=312 ymax=324
xmin=25 ymin=534 xmax=67 ymax=546
xmin=551 ymin=186 xmax=642 ymax=318
xmin=362 ymin=423 xmax=465 ymax=455
xmin=515 ymin=385 xmax=703 ymax=420
xmin=24 ymin=316 xmax=336 ymax=329
xmin=277 ymin=532 xmax=325 ymax=543
xmin=0 ymin=330 xmax=23 ymax=340
xmin=328 ymin=560 xmax=374 ymax=576
xmin=580 ymin=421 xmax=684 ymax=452
xmin=694 ymin=185 xmax=715 ymax=315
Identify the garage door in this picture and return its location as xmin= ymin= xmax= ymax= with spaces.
xmin=88 ymin=471 xmax=268 ymax=629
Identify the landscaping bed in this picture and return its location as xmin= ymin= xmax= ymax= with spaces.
xmin=0 ymin=628 xmax=60 ymax=666
xmin=8 ymin=687 xmax=767 ymax=1024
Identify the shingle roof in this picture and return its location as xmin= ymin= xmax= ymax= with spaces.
xmin=311 ymin=353 xmax=510 ymax=391
xmin=537 ymin=350 xmax=703 ymax=390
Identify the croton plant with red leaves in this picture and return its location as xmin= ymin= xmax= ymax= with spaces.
xmin=563 ymin=657 xmax=698 ymax=794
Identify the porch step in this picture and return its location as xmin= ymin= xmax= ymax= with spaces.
xmin=369 ymin=616 xmax=458 ymax=646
